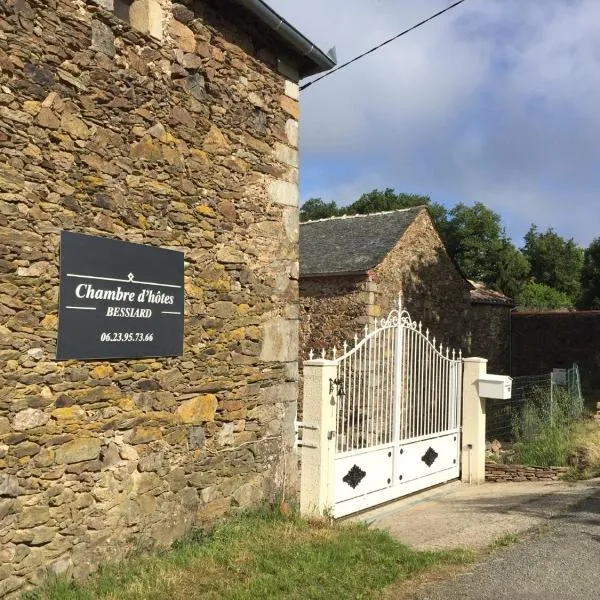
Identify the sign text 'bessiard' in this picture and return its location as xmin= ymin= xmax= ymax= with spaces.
xmin=57 ymin=232 xmax=184 ymax=360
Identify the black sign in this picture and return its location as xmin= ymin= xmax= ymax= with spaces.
xmin=57 ymin=232 xmax=184 ymax=360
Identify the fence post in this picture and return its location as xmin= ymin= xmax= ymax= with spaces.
xmin=461 ymin=357 xmax=488 ymax=484
xmin=300 ymin=359 xmax=338 ymax=516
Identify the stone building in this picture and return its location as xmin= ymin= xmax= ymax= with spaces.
xmin=0 ymin=0 xmax=334 ymax=595
xmin=299 ymin=207 xmax=514 ymax=374
xmin=299 ymin=207 xmax=473 ymax=355
xmin=469 ymin=283 xmax=514 ymax=375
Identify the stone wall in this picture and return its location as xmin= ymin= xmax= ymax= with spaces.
xmin=299 ymin=274 xmax=372 ymax=358
xmin=511 ymin=311 xmax=600 ymax=398
xmin=373 ymin=210 xmax=471 ymax=351
xmin=469 ymin=303 xmax=511 ymax=375
xmin=0 ymin=0 xmax=301 ymax=595
xmin=485 ymin=463 xmax=569 ymax=482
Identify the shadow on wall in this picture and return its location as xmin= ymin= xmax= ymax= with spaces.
xmin=300 ymin=246 xmax=473 ymax=359
xmin=374 ymin=243 xmax=472 ymax=357
xmin=511 ymin=311 xmax=600 ymax=399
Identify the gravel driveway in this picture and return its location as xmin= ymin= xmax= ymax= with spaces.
xmin=410 ymin=487 xmax=600 ymax=600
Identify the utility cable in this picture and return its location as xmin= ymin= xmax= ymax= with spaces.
xmin=301 ymin=0 xmax=467 ymax=91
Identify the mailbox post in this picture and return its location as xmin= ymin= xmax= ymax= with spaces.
xmin=462 ymin=358 xmax=512 ymax=484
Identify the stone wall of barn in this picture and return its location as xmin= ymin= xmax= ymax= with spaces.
xmin=373 ymin=210 xmax=471 ymax=352
xmin=511 ymin=311 xmax=600 ymax=399
xmin=298 ymin=211 xmax=472 ymax=360
xmin=469 ymin=302 xmax=511 ymax=375
xmin=299 ymin=274 xmax=374 ymax=358
xmin=0 ymin=0 xmax=301 ymax=594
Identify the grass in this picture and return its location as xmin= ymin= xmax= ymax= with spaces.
xmin=512 ymin=420 xmax=574 ymax=467
xmin=491 ymin=533 xmax=520 ymax=548
xmin=511 ymin=385 xmax=587 ymax=468
xmin=567 ymin=419 xmax=600 ymax=479
xmin=23 ymin=505 xmax=473 ymax=600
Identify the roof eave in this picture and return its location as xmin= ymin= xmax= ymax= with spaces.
xmin=232 ymin=0 xmax=336 ymax=78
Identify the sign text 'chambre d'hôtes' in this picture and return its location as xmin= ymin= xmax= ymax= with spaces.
xmin=57 ymin=231 xmax=184 ymax=360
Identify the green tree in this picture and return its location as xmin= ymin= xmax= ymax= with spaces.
xmin=516 ymin=282 xmax=573 ymax=310
xmin=300 ymin=198 xmax=340 ymax=222
xmin=522 ymin=226 xmax=584 ymax=300
xmin=443 ymin=203 xmax=529 ymax=297
xmin=345 ymin=188 xmax=428 ymax=214
xmin=343 ymin=188 xmax=449 ymax=232
xmin=578 ymin=238 xmax=600 ymax=309
xmin=491 ymin=233 xmax=531 ymax=299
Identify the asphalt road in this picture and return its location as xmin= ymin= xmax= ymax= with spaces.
xmin=412 ymin=487 xmax=600 ymax=600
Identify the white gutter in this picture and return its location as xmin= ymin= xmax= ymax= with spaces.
xmin=233 ymin=0 xmax=336 ymax=77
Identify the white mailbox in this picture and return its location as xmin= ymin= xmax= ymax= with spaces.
xmin=477 ymin=374 xmax=512 ymax=400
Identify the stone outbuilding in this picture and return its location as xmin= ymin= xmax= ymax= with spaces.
xmin=299 ymin=207 xmax=514 ymax=374
xmin=299 ymin=207 xmax=472 ymax=354
xmin=469 ymin=282 xmax=514 ymax=375
xmin=0 ymin=0 xmax=334 ymax=595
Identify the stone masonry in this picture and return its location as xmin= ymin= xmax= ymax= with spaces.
xmin=512 ymin=310 xmax=600 ymax=399
xmin=372 ymin=209 xmax=471 ymax=352
xmin=300 ymin=209 xmax=472 ymax=357
xmin=0 ymin=0 xmax=307 ymax=595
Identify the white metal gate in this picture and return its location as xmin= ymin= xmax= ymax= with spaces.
xmin=319 ymin=300 xmax=462 ymax=517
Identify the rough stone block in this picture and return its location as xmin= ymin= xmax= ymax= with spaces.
xmin=18 ymin=506 xmax=50 ymax=528
xmin=91 ymin=20 xmax=115 ymax=58
xmin=275 ymin=142 xmax=298 ymax=168
xmin=188 ymin=426 xmax=206 ymax=449
xmin=0 ymin=417 xmax=10 ymax=434
xmin=268 ymin=179 xmax=299 ymax=208
xmin=0 ymin=475 xmax=19 ymax=498
xmin=176 ymin=395 xmax=218 ymax=424
xmin=284 ymin=80 xmax=299 ymax=100
xmin=129 ymin=0 xmax=164 ymax=40
xmin=284 ymin=118 xmax=299 ymax=148
xmin=54 ymin=438 xmax=101 ymax=464
xmin=12 ymin=408 xmax=49 ymax=431
xmin=126 ymin=427 xmax=162 ymax=445
xmin=261 ymin=318 xmax=299 ymax=363
xmin=280 ymin=95 xmax=299 ymax=119
xmin=202 ymin=125 xmax=230 ymax=154
xmin=169 ymin=19 xmax=196 ymax=52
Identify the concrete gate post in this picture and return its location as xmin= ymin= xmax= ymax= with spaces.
xmin=300 ymin=359 xmax=338 ymax=516
xmin=461 ymin=357 xmax=488 ymax=484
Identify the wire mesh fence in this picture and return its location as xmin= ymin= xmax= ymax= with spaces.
xmin=486 ymin=364 xmax=584 ymax=443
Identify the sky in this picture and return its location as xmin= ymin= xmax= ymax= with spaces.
xmin=267 ymin=0 xmax=600 ymax=248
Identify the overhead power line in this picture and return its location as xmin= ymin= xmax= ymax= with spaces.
xmin=300 ymin=0 xmax=467 ymax=91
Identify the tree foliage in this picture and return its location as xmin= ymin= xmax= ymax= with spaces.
xmin=522 ymin=226 xmax=584 ymax=300
xmin=516 ymin=282 xmax=573 ymax=310
xmin=299 ymin=198 xmax=340 ymax=222
xmin=300 ymin=189 xmax=449 ymax=231
xmin=442 ymin=203 xmax=529 ymax=296
xmin=578 ymin=238 xmax=600 ymax=309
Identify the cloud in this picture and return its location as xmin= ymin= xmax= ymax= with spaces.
xmin=268 ymin=0 xmax=600 ymax=246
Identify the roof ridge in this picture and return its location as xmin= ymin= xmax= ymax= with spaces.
xmin=302 ymin=205 xmax=426 ymax=225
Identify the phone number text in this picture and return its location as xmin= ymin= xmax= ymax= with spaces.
xmin=100 ymin=332 xmax=155 ymax=342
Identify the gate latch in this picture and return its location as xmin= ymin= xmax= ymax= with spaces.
xmin=327 ymin=431 xmax=335 ymax=440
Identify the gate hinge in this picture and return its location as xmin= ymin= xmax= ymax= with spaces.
xmin=296 ymin=421 xmax=318 ymax=431
xmin=297 ymin=442 xmax=317 ymax=449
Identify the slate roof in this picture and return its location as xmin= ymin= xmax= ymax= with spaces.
xmin=300 ymin=207 xmax=424 ymax=276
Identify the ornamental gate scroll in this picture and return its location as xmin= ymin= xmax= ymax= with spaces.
xmin=300 ymin=298 xmax=463 ymax=518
